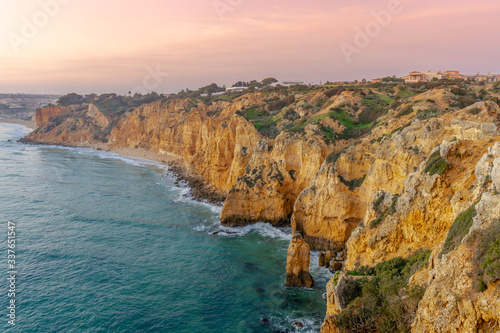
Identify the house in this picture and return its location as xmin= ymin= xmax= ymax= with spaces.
xmin=404 ymin=71 xmax=426 ymax=83
xmin=443 ymin=71 xmax=461 ymax=80
xmin=225 ymin=86 xmax=248 ymax=93
xmin=462 ymin=73 xmax=499 ymax=83
xmin=404 ymin=70 xmax=444 ymax=83
xmin=282 ymin=81 xmax=304 ymax=86
xmin=371 ymin=78 xmax=382 ymax=83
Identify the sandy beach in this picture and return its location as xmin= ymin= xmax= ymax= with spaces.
xmin=0 ymin=118 xmax=36 ymax=129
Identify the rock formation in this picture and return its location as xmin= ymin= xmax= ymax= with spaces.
xmin=285 ymin=232 xmax=315 ymax=288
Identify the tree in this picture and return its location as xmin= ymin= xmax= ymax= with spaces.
xmin=57 ymin=93 xmax=84 ymax=106
xmin=261 ymin=77 xmax=278 ymax=86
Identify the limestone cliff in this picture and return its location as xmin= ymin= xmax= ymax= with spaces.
xmin=285 ymin=232 xmax=315 ymax=288
xmin=220 ymin=127 xmax=329 ymax=227
xmin=21 ymin=84 xmax=500 ymax=332
xmin=108 ymin=99 xmax=262 ymax=194
xmin=320 ymin=101 xmax=500 ymax=332
xmin=295 ymin=100 xmax=500 ymax=253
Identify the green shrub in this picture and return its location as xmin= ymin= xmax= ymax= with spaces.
xmin=468 ymin=107 xmax=481 ymax=115
xmin=440 ymin=205 xmax=477 ymax=257
xmin=416 ymin=108 xmax=439 ymax=120
xmin=335 ymin=251 xmax=431 ymax=333
xmin=424 ymin=150 xmax=449 ymax=176
xmin=468 ymin=220 xmax=500 ymax=287
xmin=326 ymin=149 xmax=345 ymax=165
xmin=268 ymin=95 xmax=295 ymax=111
xmin=456 ymin=96 xmax=477 ymax=109
xmin=319 ymin=125 xmax=340 ymax=143
xmin=338 ymin=174 xmax=366 ymax=191
xmin=450 ymin=87 xmax=467 ymax=96
xmin=395 ymin=105 xmax=414 ymax=118
xmin=324 ymin=87 xmax=345 ymax=98
xmin=369 ymin=194 xmax=400 ymax=229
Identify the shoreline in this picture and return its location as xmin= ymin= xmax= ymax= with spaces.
xmin=19 ymin=137 xmax=226 ymax=206
xmin=0 ymin=118 xmax=36 ymax=129
xmin=90 ymin=144 xmax=227 ymax=205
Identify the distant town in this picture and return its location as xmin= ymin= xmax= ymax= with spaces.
xmin=221 ymin=70 xmax=500 ymax=94
xmin=1 ymin=70 xmax=498 ymax=119
xmin=0 ymin=94 xmax=60 ymax=119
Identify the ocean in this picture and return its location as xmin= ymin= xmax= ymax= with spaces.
xmin=0 ymin=123 xmax=328 ymax=333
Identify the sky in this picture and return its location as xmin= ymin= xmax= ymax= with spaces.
xmin=0 ymin=0 xmax=499 ymax=94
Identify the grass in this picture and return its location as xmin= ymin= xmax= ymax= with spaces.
xmin=439 ymin=205 xmax=477 ymax=258
xmin=237 ymin=107 xmax=279 ymax=138
xmin=424 ymin=150 xmax=449 ymax=176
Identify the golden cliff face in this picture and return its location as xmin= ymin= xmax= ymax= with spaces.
xmin=220 ymin=128 xmax=329 ymax=227
xmin=294 ymin=101 xmax=500 ymax=253
xmin=412 ymin=191 xmax=500 ymax=332
xmin=27 ymin=104 xmax=110 ymax=145
xmin=108 ymin=99 xmax=262 ymax=194
xmin=35 ymin=105 xmax=72 ymax=127
xmin=320 ymin=102 xmax=500 ymax=332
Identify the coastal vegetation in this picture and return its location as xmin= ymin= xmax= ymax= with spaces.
xmin=334 ymin=251 xmax=431 ymax=333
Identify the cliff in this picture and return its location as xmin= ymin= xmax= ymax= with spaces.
xmin=22 ymin=82 xmax=500 ymax=332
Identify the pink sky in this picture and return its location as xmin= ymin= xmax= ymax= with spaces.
xmin=0 ymin=0 xmax=499 ymax=94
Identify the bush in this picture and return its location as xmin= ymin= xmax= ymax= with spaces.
xmin=338 ymin=174 xmax=366 ymax=191
xmin=57 ymin=93 xmax=84 ymax=106
xmin=416 ymin=108 xmax=439 ymax=120
xmin=396 ymin=105 xmax=414 ymax=118
xmin=324 ymin=87 xmax=345 ymax=98
xmin=335 ymin=251 xmax=431 ymax=333
xmin=440 ymin=205 xmax=477 ymax=257
xmin=424 ymin=150 xmax=449 ymax=176
xmin=468 ymin=107 xmax=481 ymax=115
xmin=326 ymin=149 xmax=345 ymax=165
xmin=469 ymin=219 xmax=500 ymax=286
xmin=283 ymin=108 xmax=300 ymax=121
xmin=369 ymin=194 xmax=399 ymax=229
xmin=268 ymin=95 xmax=295 ymax=111
xmin=450 ymin=87 xmax=467 ymax=96
xmin=456 ymin=96 xmax=477 ymax=109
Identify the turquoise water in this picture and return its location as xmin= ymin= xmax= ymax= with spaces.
xmin=0 ymin=123 xmax=329 ymax=333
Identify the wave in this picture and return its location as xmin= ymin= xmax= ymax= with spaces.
xmin=0 ymin=122 xmax=33 ymax=137
xmin=201 ymin=221 xmax=293 ymax=241
xmin=309 ymin=251 xmax=335 ymax=282
xmin=265 ymin=314 xmax=323 ymax=333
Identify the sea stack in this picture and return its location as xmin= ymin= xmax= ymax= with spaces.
xmin=285 ymin=231 xmax=315 ymax=288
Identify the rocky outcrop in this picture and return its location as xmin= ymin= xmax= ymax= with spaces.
xmin=220 ymin=129 xmax=328 ymax=227
xmin=412 ymin=192 xmax=500 ymax=332
xmin=345 ymin=138 xmax=497 ymax=270
xmin=285 ymin=232 xmax=315 ymax=288
xmin=108 ymin=99 xmax=262 ymax=195
xmin=35 ymin=105 xmax=72 ymax=127
xmin=296 ymin=101 xmax=500 ymax=253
